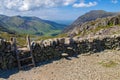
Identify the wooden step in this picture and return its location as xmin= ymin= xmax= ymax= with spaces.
xmin=18 ymin=47 xmax=30 ymax=53
xmin=21 ymin=63 xmax=35 ymax=69
xmin=18 ymin=47 xmax=30 ymax=51
xmin=19 ymin=56 xmax=32 ymax=61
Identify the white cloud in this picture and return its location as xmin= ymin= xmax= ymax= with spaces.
xmin=63 ymin=0 xmax=76 ymax=6
xmin=0 ymin=0 xmax=98 ymax=11
xmin=1 ymin=0 xmax=76 ymax=11
xmin=111 ymin=0 xmax=118 ymax=4
xmin=73 ymin=1 xmax=97 ymax=8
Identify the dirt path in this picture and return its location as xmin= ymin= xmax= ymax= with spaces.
xmin=1 ymin=50 xmax=120 ymax=80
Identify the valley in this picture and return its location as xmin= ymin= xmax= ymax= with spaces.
xmin=0 ymin=15 xmax=67 ymax=37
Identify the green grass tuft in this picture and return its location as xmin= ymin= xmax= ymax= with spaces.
xmin=98 ymin=60 xmax=118 ymax=68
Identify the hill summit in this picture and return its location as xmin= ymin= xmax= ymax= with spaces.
xmin=63 ymin=10 xmax=117 ymax=35
xmin=63 ymin=10 xmax=120 ymax=37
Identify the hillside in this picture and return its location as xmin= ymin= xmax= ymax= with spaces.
xmin=0 ymin=15 xmax=66 ymax=36
xmin=64 ymin=14 xmax=120 ymax=37
xmin=63 ymin=10 xmax=117 ymax=34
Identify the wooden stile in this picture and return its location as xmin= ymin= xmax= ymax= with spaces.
xmin=10 ymin=35 xmax=35 ymax=70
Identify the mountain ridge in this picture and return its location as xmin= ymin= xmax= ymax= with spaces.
xmin=65 ymin=13 xmax=120 ymax=38
xmin=0 ymin=15 xmax=67 ymax=36
xmin=63 ymin=10 xmax=118 ymax=34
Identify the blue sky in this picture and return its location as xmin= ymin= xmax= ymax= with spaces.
xmin=0 ymin=0 xmax=119 ymax=23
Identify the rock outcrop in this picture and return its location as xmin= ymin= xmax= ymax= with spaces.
xmin=67 ymin=14 xmax=120 ymax=37
xmin=63 ymin=10 xmax=120 ymax=38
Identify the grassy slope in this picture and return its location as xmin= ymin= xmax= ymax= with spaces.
xmin=0 ymin=16 xmax=66 ymax=36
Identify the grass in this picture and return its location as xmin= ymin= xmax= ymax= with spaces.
xmin=35 ymin=33 xmax=68 ymax=40
xmin=98 ymin=60 xmax=118 ymax=68
xmin=0 ymin=32 xmax=34 ymax=47
xmin=75 ymin=24 xmax=114 ymax=37
xmin=43 ymin=30 xmax=61 ymax=36
xmin=0 ymin=32 xmax=68 ymax=47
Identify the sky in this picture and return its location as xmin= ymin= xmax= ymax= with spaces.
xmin=0 ymin=0 xmax=120 ymax=23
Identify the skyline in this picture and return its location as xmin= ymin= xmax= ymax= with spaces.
xmin=0 ymin=0 xmax=119 ymax=22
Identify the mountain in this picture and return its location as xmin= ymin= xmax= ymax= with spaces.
xmin=0 ymin=15 xmax=66 ymax=36
xmin=63 ymin=10 xmax=117 ymax=35
xmin=64 ymin=13 xmax=120 ymax=38
xmin=0 ymin=20 xmax=15 ymax=34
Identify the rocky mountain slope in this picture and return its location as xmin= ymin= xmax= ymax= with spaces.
xmin=63 ymin=10 xmax=118 ymax=35
xmin=0 ymin=15 xmax=66 ymax=36
xmin=63 ymin=11 xmax=120 ymax=37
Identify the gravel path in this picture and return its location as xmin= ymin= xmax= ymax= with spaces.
xmin=1 ymin=50 xmax=120 ymax=80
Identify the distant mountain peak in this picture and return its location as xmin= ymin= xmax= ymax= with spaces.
xmin=88 ymin=10 xmax=106 ymax=13
xmin=63 ymin=10 xmax=117 ymax=34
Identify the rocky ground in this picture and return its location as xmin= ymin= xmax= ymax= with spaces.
xmin=1 ymin=49 xmax=120 ymax=80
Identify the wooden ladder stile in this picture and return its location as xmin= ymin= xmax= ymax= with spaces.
xmin=10 ymin=35 xmax=35 ymax=70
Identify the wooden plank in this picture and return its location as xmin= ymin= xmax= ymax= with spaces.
xmin=19 ymin=56 xmax=32 ymax=61
xmin=21 ymin=63 xmax=34 ymax=69
xmin=18 ymin=47 xmax=30 ymax=51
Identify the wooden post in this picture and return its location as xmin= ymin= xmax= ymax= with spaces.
xmin=27 ymin=35 xmax=31 ymax=51
xmin=10 ymin=37 xmax=17 ymax=52
xmin=26 ymin=35 xmax=35 ymax=67
xmin=10 ymin=37 xmax=22 ymax=69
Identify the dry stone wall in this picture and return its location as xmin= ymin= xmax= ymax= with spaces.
xmin=0 ymin=39 xmax=17 ymax=70
xmin=1 ymin=34 xmax=120 ymax=70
